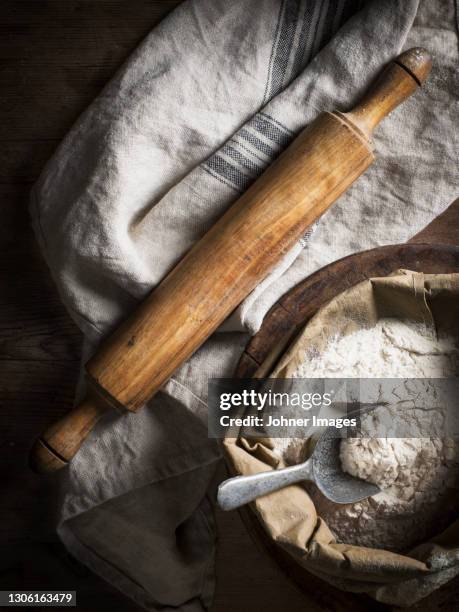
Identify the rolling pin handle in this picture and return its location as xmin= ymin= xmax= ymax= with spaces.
xmin=346 ymin=47 xmax=432 ymax=137
xmin=29 ymin=389 xmax=110 ymax=474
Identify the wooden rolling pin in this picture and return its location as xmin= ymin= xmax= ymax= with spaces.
xmin=30 ymin=48 xmax=432 ymax=473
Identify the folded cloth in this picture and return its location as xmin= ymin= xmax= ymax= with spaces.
xmin=31 ymin=0 xmax=458 ymax=609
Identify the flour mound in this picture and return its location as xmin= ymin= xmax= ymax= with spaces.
xmin=274 ymin=318 xmax=459 ymax=552
xmin=340 ymin=433 xmax=456 ymax=504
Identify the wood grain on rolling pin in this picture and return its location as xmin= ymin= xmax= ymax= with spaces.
xmin=87 ymin=114 xmax=372 ymax=410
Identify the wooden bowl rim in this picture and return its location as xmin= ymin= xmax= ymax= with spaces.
xmin=229 ymin=241 xmax=459 ymax=609
xmin=235 ymin=242 xmax=459 ymax=377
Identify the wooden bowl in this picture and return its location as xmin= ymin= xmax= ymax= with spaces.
xmin=232 ymin=242 xmax=459 ymax=611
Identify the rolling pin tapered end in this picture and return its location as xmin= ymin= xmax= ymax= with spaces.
xmin=29 ymin=438 xmax=68 ymax=474
xmin=30 ymin=390 xmax=110 ymax=475
xmin=395 ymin=47 xmax=432 ymax=86
xmin=346 ymin=47 xmax=432 ymax=137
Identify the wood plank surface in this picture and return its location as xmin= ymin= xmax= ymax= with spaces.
xmin=0 ymin=2 xmax=457 ymax=612
xmin=0 ymin=2 xmax=307 ymax=611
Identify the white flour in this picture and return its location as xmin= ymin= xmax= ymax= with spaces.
xmin=340 ymin=432 xmax=456 ymax=504
xmin=293 ymin=320 xmax=458 ymax=379
xmin=273 ymin=319 xmax=459 ymax=552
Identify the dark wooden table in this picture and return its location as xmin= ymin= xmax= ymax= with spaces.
xmin=1 ymin=3 xmax=457 ymax=612
xmin=0 ymin=2 xmax=310 ymax=610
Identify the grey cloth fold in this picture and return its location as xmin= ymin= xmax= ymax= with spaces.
xmin=31 ymin=0 xmax=458 ymax=609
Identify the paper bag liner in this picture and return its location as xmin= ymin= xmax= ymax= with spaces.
xmin=223 ymin=270 xmax=459 ymax=607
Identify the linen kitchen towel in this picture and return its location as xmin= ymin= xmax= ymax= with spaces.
xmin=31 ymin=0 xmax=458 ymax=609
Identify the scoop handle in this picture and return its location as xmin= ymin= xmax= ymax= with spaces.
xmin=217 ymin=460 xmax=313 ymax=511
xmin=345 ymin=47 xmax=432 ymax=136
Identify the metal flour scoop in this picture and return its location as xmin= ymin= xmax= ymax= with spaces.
xmin=218 ymin=427 xmax=380 ymax=511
